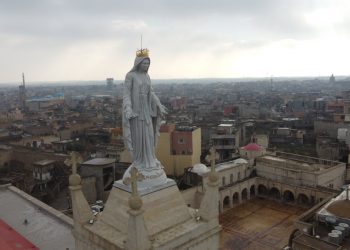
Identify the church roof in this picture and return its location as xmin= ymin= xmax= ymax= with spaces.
xmin=0 ymin=219 xmax=39 ymax=250
xmin=0 ymin=185 xmax=74 ymax=250
xmin=241 ymin=143 xmax=263 ymax=151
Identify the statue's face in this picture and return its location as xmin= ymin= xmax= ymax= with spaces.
xmin=139 ymin=59 xmax=150 ymax=72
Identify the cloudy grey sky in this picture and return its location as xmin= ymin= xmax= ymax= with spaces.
xmin=1 ymin=0 xmax=349 ymax=83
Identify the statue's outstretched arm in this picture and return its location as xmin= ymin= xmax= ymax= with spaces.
xmin=150 ymin=86 xmax=167 ymax=117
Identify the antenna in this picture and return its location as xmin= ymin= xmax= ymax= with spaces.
xmin=22 ymin=73 xmax=25 ymax=87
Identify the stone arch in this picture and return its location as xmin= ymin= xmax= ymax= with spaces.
xmin=297 ymin=193 xmax=309 ymax=205
xmin=283 ymin=190 xmax=295 ymax=202
xmin=242 ymin=188 xmax=248 ymax=201
xmin=269 ymin=187 xmax=281 ymax=199
xmin=258 ymin=184 xmax=268 ymax=196
xmin=232 ymin=192 xmax=239 ymax=205
xmin=223 ymin=196 xmax=230 ymax=209
xmin=250 ymin=185 xmax=256 ymax=197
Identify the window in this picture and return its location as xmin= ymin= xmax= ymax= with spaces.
xmin=230 ymin=174 xmax=233 ymax=183
xmin=178 ymin=138 xmax=185 ymax=144
xmin=238 ymin=172 xmax=241 ymax=180
xmin=222 ymin=176 xmax=226 ymax=186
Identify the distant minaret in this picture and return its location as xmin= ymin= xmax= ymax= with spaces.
xmin=270 ymin=76 xmax=274 ymax=92
xmin=329 ymin=74 xmax=336 ymax=85
xmin=18 ymin=73 xmax=26 ymax=111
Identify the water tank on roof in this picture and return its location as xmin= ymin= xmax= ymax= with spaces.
xmin=332 ymin=229 xmax=343 ymax=242
xmin=328 ymin=232 xmax=340 ymax=245
xmin=339 ymin=223 xmax=349 ymax=237
xmin=334 ymin=226 xmax=346 ymax=240
xmin=325 ymin=216 xmax=337 ymax=225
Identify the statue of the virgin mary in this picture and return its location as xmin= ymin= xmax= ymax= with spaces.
xmin=122 ymin=49 xmax=168 ymax=189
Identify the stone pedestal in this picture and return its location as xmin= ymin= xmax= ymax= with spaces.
xmin=73 ymin=179 xmax=220 ymax=250
xmin=122 ymin=163 xmax=167 ymax=190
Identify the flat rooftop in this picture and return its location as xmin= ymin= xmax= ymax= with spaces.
xmin=0 ymin=185 xmax=74 ymax=250
xmin=0 ymin=219 xmax=39 ymax=250
xmin=82 ymin=157 xmax=116 ymax=166
xmin=220 ymin=198 xmax=308 ymax=249
xmin=258 ymin=151 xmax=345 ymax=172
xmin=33 ymin=159 xmax=56 ymax=166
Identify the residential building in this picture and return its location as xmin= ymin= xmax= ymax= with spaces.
xmin=156 ymin=124 xmax=201 ymax=177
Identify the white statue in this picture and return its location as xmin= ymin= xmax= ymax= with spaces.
xmin=122 ymin=49 xmax=167 ymax=189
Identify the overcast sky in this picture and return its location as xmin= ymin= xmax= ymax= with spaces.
xmin=1 ymin=0 xmax=349 ymax=83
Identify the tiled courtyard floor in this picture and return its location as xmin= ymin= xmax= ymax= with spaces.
xmin=219 ymin=198 xmax=308 ymax=250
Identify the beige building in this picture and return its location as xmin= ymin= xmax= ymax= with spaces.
xmin=182 ymin=149 xmax=344 ymax=214
xmin=256 ymin=152 xmax=346 ymax=189
xmin=156 ymin=124 xmax=201 ymax=177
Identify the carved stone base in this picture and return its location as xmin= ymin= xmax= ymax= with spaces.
xmin=122 ymin=163 xmax=167 ymax=190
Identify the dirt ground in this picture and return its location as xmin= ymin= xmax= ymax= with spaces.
xmin=219 ymin=198 xmax=308 ymax=250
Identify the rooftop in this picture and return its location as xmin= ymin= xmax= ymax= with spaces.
xmin=0 ymin=185 xmax=74 ymax=250
xmin=82 ymin=157 xmax=116 ymax=166
xmin=241 ymin=143 xmax=264 ymax=151
xmin=257 ymin=151 xmax=345 ymax=172
xmin=33 ymin=159 xmax=56 ymax=166
xmin=191 ymin=158 xmax=248 ymax=176
xmin=0 ymin=219 xmax=39 ymax=250
xmin=318 ymin=187 xmax=350 ymax=221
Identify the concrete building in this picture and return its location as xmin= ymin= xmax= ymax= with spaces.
xmin=106 ymin=78 xmax=114 ymax=88
xmin=26 ymin=94 xmax=64 ymax=112
xmin=182 ymin=148 xmax=344 ymax=214
xmin=290 ymin=187 xmax=350 ymax=249
xmin=170 ymin=96 xmax=187 ymax=110
xmin=33 ymin=159 xmax=55 ymax=183
xmin=211 ymin=123 xmax=240 ymax=161
xmin=52 ymin=140 xmax=73 ymax=153
xmin=256 ymin=152 xmax=346 ymax=189
xmin=80 ymin=158 xmax=116 ymax=201
xmin=156 ymin=124 xmax=201 ymax=177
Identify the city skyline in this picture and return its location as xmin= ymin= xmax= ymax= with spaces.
xmin=1 ymin=0 xmax=350 ymax=83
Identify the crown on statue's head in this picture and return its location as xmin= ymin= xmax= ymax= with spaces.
xmin=136 ymin=48 xmax=149 ymax=57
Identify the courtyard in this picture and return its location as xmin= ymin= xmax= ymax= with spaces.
xmin=219 ymin=198 xmax=309 ymax=250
